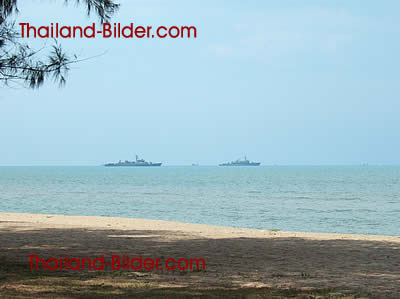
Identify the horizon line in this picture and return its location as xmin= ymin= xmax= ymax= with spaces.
xmin=0 ymin=164 xmax=399 ymax=167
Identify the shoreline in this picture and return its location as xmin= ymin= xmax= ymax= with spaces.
xmin=1 ymin=212 xmax=399 ymax=241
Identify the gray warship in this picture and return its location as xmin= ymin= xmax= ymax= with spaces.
xmin=105 ymin=155 xmax=162 ymax=167
xmin=219 ymin=156 xmax=260 ymax=166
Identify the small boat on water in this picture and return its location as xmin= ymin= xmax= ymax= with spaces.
xmin=105 ymin=155 xmax=162 ymax=167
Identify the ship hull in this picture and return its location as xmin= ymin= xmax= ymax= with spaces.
xmin=219 ymin=163 xmax=260 ymax=166
xmin=105 ymin=163 xmax=162 ymax=167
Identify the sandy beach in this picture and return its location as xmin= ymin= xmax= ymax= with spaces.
xmin=1 ymin=212 xmax=399 ymax=298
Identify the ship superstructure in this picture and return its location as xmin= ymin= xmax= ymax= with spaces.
xmin=105 ymin=155 xmax=162 ymax=167
xmin=219 ymin=156 xmax=260 ymax=166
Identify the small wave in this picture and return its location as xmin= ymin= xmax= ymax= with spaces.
xmin=341 ymin=197 xmax=361 ymax=201
xmin=357 ymin=209 xmax=374 ymax=212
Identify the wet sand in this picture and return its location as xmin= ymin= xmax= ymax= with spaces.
xmin=1 ymin=212 xmax=399 ymax=298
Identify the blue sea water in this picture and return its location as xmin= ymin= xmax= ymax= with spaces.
xmin=0 ymin=166 xmax=399 ymax=236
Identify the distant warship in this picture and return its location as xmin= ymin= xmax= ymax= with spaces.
xmin=219 ymin=156 xmax=260 ymax=166
xmin=105 ymin=155 xmax=162 ymax=167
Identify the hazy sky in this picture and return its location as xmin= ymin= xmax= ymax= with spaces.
xmin=1 ymin=0 xmax=400 ymax=165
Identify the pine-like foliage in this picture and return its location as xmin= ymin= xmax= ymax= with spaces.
xmin=0 ymin=0 xmax=119 ymax=88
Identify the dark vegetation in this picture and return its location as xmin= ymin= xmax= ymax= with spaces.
xmin=0 ymin=0 xmax=119 ymax=88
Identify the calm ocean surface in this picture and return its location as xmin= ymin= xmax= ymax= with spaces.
xmin=0 ymin=166 xmax=399 ymax=236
